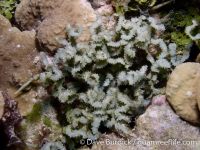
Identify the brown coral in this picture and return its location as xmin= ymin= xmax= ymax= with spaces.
xmin=166 ymin=62 xmax=200 ymax=124
xmin=0 ymin=14 xmax=41 ymax=116
xmin=15 ymin=0 xmax=96 ymax=53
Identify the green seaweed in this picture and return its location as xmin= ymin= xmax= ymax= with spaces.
xmin=0 ymin=0 xmax=18 ymax=19
xmin=160 ymin=6 xmax=200 ymax=52
xmin=43 ymin=117 xmax=52 ymax=127
xmin=113 ymin=0 xmax=172 ymax=15
xmin=26 ymin=102 xmax=43 ymax=122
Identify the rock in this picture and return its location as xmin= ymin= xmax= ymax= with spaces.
xmin=195 ymin=53 xmax=200 ymax=63
xmin=89 ymin=0 xmax=111 ymax=9
xmin=15 ymin=0 xmax=96 ymax=53
xmin=0 ymin=14 xmax=41 ymax=116
xmin=134 ymin=101 xmax=200 ymax=150
xmin=80 ymin=101 xmax=200 ymax=150
xmin=0 ymin=92 xmax=5 ymax=119
xmin=96 ymin=3 xmax=116 ymax=31
xmin=1 ymin=92 xmax=22 ymax=147
xmin=166 ymin=62 xmax=200 ymax=124
xmin=151 ymin=95 xmax=166 ymax=106
xmin=18 ymin=100 xmax=63 ymax=148
xmin=196 ymin=71 xmax=200 ymax=111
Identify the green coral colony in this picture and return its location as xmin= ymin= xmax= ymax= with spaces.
xmin=16 ymin=13 xmax=191 ymax=141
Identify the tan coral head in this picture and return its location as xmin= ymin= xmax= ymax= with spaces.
xmin=166 ymin=62 xmax=200 ymax=124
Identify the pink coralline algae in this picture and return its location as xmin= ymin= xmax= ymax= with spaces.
xmin=151 ymin=95 xmax=166 ymax=106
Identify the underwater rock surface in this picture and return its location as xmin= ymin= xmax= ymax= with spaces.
xmin=1 ymin=91 xmax=22 ymax=147
xmin=0 ymin=14 xmax=41 ymax=116
xmin=81 ymin=101 xmax=200 ymax=150
xmin=1 ymin=0 xmax=200 ymax=149
xmin=15 ymin=0 xmax=96 ymax=53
